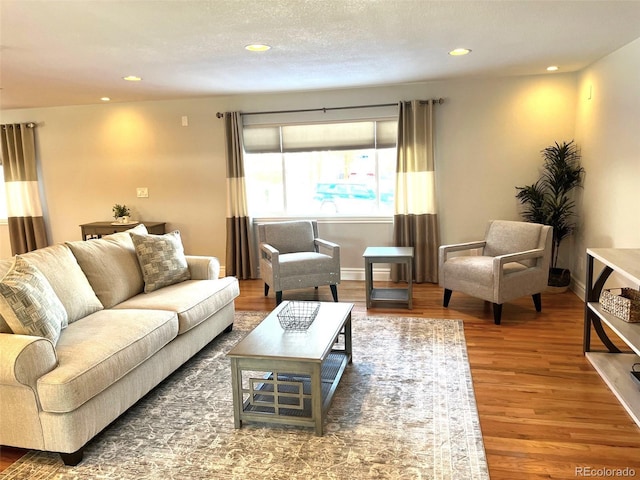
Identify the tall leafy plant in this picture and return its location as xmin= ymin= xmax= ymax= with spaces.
xmin=515 ymin=140 xmax=585 ymax=271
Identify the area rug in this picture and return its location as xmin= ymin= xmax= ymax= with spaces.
xmin=1 ymin=312 xmax=489 ymax=480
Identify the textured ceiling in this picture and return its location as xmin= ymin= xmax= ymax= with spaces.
xmin=1 ymin=0 xmax=640 ymax=110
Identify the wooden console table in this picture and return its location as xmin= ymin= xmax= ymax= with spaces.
xmin=583 ymin=248 xmax=640 ymax=428
xmin=80 ymin=221 xmax=166 ymax=240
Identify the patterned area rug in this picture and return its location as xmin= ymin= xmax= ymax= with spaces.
xmin=1 ymin=311 xmax=489 ymax=480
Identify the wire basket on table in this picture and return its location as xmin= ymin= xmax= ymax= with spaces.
xmin=277 ymin=301 xmax=320 ymax=330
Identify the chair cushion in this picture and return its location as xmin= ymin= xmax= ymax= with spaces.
xmin=113 ymin=277 xmax=239 ymax=334
xmin=131 ymin=231 xmax=191 ymax=293
xmin=0 ymin=256 xmax=68 ymax=345
xmin=279 ymin=252 xmax=336 ymax=276
xmin=444 ymin=255 xmax=528 ymax=282
xmin=263 ymin=221 xmax=315 ymax=254
xmin=483 ymin=221 xmax=542 ymax=267
xmin=37 ymin=308 xmax=178 ymax=413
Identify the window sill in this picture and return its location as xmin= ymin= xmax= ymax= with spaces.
xmin=253 ymin=215 xmax=393 ymax=224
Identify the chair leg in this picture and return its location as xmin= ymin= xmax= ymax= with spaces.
xmin=443 ymin=289 xmax=452 ymax=307
xmin=492 ymin=303 xmax=502 ymax=325
xmin=276 ymin=291 xmax=283 ymax=305
xmin=532 ymin=293 xmax=542 ymax=312
xmin=264 ymin=283 xmax=269 ymax=296
xmin=330 ymin=284 xmax=338 ymax=302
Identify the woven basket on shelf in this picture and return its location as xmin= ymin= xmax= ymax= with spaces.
xmin=277 ymin=301 xmax=320 ymax=330
xmin=600 ymin=288 xmax=640 ymax=323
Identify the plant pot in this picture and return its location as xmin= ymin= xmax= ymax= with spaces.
xmin=546 ymin=267 xmax=571 ymax=293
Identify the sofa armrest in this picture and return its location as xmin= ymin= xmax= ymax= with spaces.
xmin=186 ymin=255 xmax=220 ymax=280
xmin=0 ymin=334 xmax=58 ymax=390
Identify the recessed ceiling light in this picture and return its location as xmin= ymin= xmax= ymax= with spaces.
xmin=122 ymin=75 xmax=142 ymax=82
xmin=245 ymin=44 xmax=271 ymax=52
xmin=449 ymin=48 xmax=471 ymax=56
xmin=546 ymin=66 xmax=559 ymax=72
xmin=100 ymin=97 xmax=111 ymax=102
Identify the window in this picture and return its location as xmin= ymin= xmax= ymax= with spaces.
xmin=243 ymin=118 xmax=397 ymax=217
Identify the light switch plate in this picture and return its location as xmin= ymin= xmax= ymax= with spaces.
xmin=136 ymin=187 xmax=149 ymax=198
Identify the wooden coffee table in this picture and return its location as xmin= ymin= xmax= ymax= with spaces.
xmin=227 ymin=301 xmax=353 ymax=435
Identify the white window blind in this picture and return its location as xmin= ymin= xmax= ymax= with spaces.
xmin=244 ymin=119 xmax=397 ymax=153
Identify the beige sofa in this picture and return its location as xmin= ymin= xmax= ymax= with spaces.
xmin=0 ymin=225 xmax=239 ymax=465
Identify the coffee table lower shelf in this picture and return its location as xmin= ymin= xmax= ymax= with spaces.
xmin=232 ymin=352 xmax=349 ymax=435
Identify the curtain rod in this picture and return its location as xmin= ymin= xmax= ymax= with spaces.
xmin=215 ymin=98 xmax=444 ymax=118
xmin=1 ymin=122 xmax=36 ymax=129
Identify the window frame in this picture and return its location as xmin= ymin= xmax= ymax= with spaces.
xmin=242 ymin=117 xmax=397 ymax=219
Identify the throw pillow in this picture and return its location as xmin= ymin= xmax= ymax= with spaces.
xmin=130 ymin=230 xmax=191 ymax=293
xmin=0 ymin=256 xmax=68 ymax=345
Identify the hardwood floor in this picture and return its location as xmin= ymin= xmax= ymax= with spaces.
xmin=2 ymin=280 xmax=639 ymax=479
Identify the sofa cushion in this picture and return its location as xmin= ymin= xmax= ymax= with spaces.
xmin=37 ymin=308 xmax=178 ymax=413
xmin=114 ymin=277 xmax=239 ymax=334
xmin=0 ymin=256 xmax=68 ymax=345
xmin=131 ymin=231 xmax=191 ymax=293
xmin=67 ymin=235 xmax=145 ymax=309
xmin=0 ymin=244 xmax=103 ymax=324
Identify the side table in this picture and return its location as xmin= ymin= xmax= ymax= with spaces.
xmin=80 ymin=221 xmax=166 ymax=240
xmin=363 ymin=246 xmax=414 ymax=309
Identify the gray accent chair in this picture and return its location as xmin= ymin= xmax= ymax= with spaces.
xmin=438 ymin=220 xmax=552 ymax=325
xmin=258 ymin=220 xmax=341 ymax=304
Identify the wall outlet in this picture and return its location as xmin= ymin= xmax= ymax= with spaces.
xmin=136 ymin=187 xmax=149 ymax=198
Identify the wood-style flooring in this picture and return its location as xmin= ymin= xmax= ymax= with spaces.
xmin=2 ymin=279 xmax=639 ymax=479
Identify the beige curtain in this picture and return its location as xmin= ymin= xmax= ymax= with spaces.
xmin=392 ymin=100 xmax=439 ymax=283
xmin=0 ymin=123 xmax=48 ymax=255
xmin=224 ymin=112 xmax=257 ymax=279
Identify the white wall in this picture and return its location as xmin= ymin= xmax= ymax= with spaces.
xmin=0 ymin=73 xmax=577 ymax=276
xmin=572 ymin=37 xmax=640 ymax=293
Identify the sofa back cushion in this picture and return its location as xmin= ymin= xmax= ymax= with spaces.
xmin=0 ymin=244 xmax=103 ymax=326
xmin=67 ymin=225 xmax=147 ymax=308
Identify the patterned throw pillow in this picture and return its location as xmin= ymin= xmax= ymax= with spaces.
xmin=130 ymin=231 xmax=191 ymax=293
xmin=0 ymin=256 xmax=68 ymax=345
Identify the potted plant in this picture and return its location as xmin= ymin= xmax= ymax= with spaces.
xmin=112 ymin=204 xmax=131 ymax=223
xmin=515 ymin=140 xmax=585 ymax=291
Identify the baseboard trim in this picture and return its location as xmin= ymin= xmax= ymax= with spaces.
xmin=223 ymin=266 xmax=390 ymax=282
xmin=571 ymin=277 xmax=586 ymax=301
xmin=340 ymin=267 xmax=390 ymax=282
